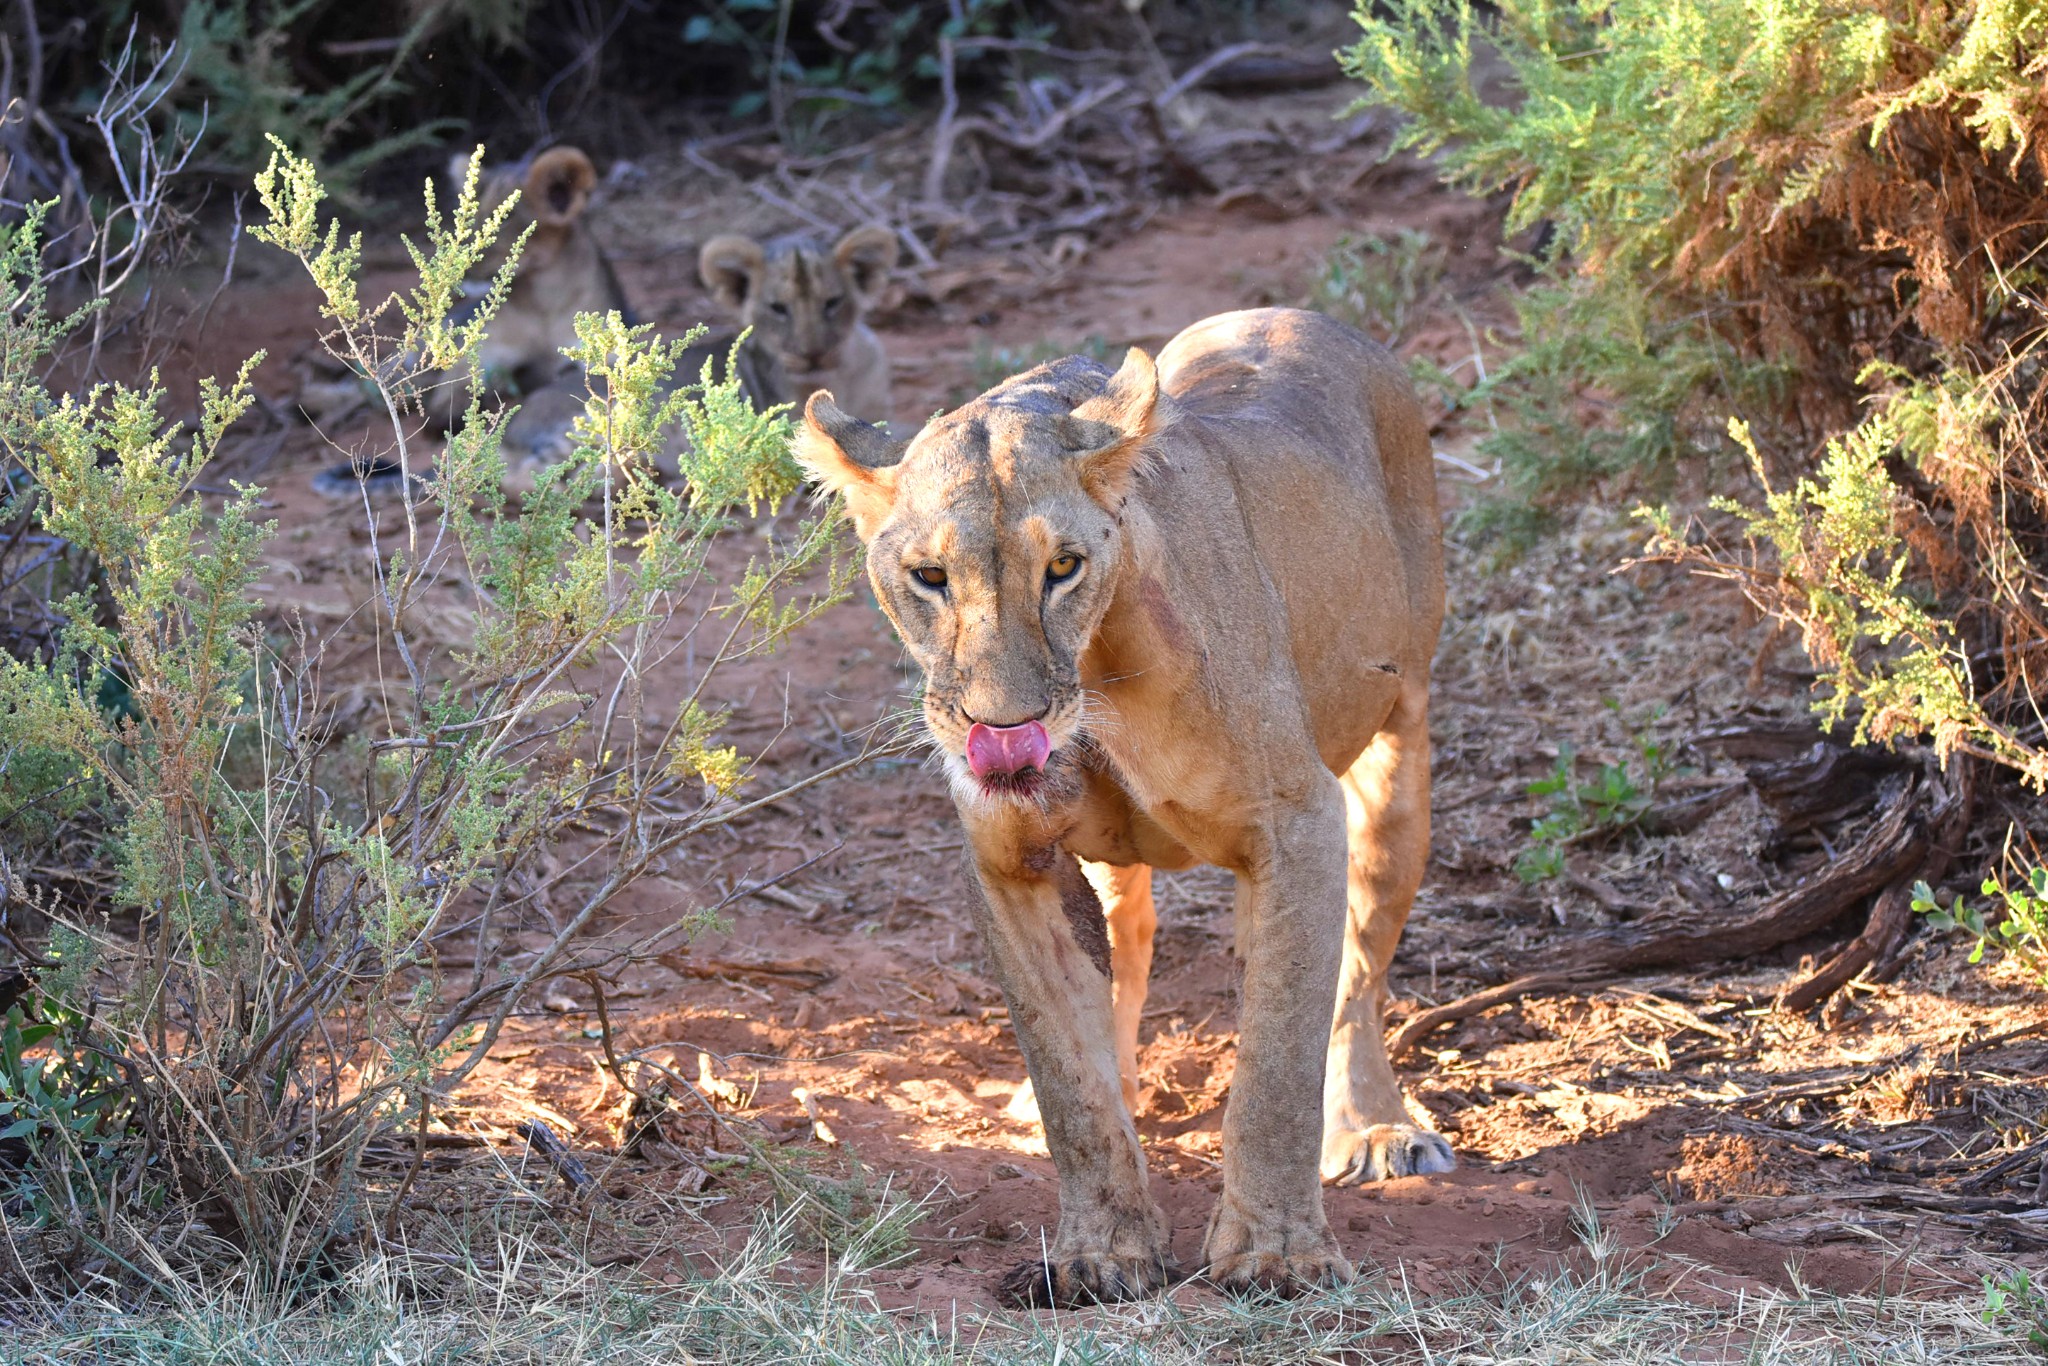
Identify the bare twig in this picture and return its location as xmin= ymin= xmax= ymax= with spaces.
xmin=1389 ymin=972 xmax=1585 ymax=1060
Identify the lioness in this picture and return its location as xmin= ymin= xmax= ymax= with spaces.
xmin=798 ymin=308 xmax=1451 ymax=1303
xmin=699 ymin=226 xmax=899 ymax=424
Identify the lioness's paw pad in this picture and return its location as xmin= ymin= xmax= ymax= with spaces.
xmin=1206 ymin=1249 xmax=1355 ymax=1297
xmin=996 ymin=1251 xmax=1174 ymax=1308
xmin=1321 ymin=1122 xmax=1457 ymax=1185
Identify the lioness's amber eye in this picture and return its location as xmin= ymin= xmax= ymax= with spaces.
xmin=912 ymin=565 xmax=948 ymax=589
xmin=1047 ymin=552 xmax=1081 ymax=582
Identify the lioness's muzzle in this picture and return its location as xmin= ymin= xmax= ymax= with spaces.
xmin=965 ymin=721 xmax=1050 ymax=780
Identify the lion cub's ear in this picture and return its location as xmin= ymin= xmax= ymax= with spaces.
xmin=832 ymin=225 xmax=899 ymax=307
xmin=700 ymin=235 xmax=766 ymax=315
xmin=526 ymin=147 xmax=597 ymax=227
xmin=1059 ymin=347 xmax=1165 ymax=505
xmin=796 ymin=392 xmax=908 ymax=540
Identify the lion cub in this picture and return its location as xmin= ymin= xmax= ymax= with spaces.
xmin=698 ymin=226 xmax=899 ymax=425
xmin=307 ymin=146 xmax=625 ymax=496
xmin=307 ymin=148 xmax=784 ymax=497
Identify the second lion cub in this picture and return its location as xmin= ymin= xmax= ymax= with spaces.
xmin=699 ymin=226 xmax=899 ymax=424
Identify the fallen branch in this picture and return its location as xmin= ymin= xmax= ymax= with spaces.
xmin=1535 ymin=775 xmax=1929 ymax=976
xmin=1388 ymin=972 xmax=1583 ymax=1061
xmin=1780 ymin=761 xmax=1966 ymax=1012
xmin=655 ymin=953 xmax=836 ymax=988
xmin=516 ymin=1120 xmax=595 ymax=1193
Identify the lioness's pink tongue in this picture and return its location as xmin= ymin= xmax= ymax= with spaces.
xmin=966 ymin=721 xmax=1050 ymax=779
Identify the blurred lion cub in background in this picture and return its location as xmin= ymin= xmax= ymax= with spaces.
xmin=699 ymin=226 xmax=899 ymax=425
xmin=304 ymin=149 xmax=899 ymax=496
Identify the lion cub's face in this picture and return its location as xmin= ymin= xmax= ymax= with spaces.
xmin=698 ymin=227 xmax=897 ymax=380
xmin=796 ymin=353 xmax=1164 ymax=802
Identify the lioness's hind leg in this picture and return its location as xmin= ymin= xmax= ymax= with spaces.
xmin=1322 ymin=689 xmax=1456 ymax=1184
xmin=1083 ymin=860 xmax=1155 ymax=1115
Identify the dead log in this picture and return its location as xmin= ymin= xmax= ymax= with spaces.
xmin=1535 ymin=775 xmax=1929 ymax=976
xmin=1778 ymin=763 xmax=1970 ymax=1012
xmin=1745 ymin=740 xmax=1911 ymax=856
xmin=1388 ymin=972 xmax=1583 ymax=1061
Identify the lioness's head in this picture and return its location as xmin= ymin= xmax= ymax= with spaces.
xmin=453 ymin=145 xmax=602 ymax=283
xmin=798 ymin=351 xmax=1167 ymax=803
xmin=698 ymin=226 xmax=898 ymax=380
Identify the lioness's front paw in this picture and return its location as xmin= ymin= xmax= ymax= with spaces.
xmin=1320 ymin=1122 xmax=1457 ymax=1185
xmin=1202 ymin=1193 xmax=1353 ymax=1296
xmin=1206 ymin=1247 xmax=1354 ymax=1296
xmin=997 ymin=1249 xmax=1174 ymax=1307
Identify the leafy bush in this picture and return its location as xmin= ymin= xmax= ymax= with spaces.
xmin=1982 ymin=1269 xmax=2048 ymax=1352
xmin=0 ymin=142 xmax=858 ymax=1288
xmin=1345 ymin=0 xmax=2048 ymax=792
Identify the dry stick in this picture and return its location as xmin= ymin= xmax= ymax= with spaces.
xmin=1535 ymin=775 xmax=1928 ymax=976
xmin=516 ymin=1119 xmax=594 ymax=1193
xmin=1387 ymin=972 xmax=1584 ymax=1061
xmin=381 ymin=1081 xmax=432 ymax=1242
xmin=1777 ymin=879 xmax=1918 ymax=1015
xmin=1150 ymin=41 xmax=1302 ymax=111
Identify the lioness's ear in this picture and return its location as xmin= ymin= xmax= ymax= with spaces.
xmin=1059 ymin=347 xmax=1165 ymax=504
xmin=700 ymin=235 xmax=766 ymax=314
xmin=832 ymin=225 xmax=899 ymax=305
xmin=795 ymin=392 xmax=908 ymax=540
xmin=447 ymin=151 xmax=476 ymax=192
xmin=526 ymin=147 xmax=597 ymax=227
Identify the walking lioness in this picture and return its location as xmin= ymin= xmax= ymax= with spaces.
xmin=798 ymin=308 xmax=1451 ymax=1303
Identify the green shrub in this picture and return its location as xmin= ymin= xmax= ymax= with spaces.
xmin=0 ymin=142 xmax=858 ymax=1288
xmin=1915 ymin=865 xmax=2048 ymax=989
xmin=1346 ymin=0 xmax=2048 ymax=792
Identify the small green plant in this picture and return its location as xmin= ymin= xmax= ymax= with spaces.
xmin=0 ymin=996 xmax=134 ymax=1223
xmin=1311 ymin=230 xmax=1447 ymax=347
xmin=1913 ymin=864 xmax=2048 ymax=988
xmin=1982 ymin=1269 xmax=2048 ymax=1352
xmin=1516 ymin=704 xmax=1678 ymax=883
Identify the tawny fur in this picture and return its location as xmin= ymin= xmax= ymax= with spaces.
xmin=700 ymin=226 xmax=898 ymax=425
xmin=799 ymin=308 xmax=1452 ymax=1305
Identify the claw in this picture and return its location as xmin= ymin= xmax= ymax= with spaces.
xmin=996 ymin=1251 xmax=1175 ymax=1308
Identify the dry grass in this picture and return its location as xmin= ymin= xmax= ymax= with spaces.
xmin=1 ymin=1203 xmax=2034 ymax=1365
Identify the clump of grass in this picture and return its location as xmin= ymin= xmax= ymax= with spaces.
xmin=0 ymin=1197 xmax=2036 ymax=1364
xmin=1310 ymin=230 xmax=1447 ymax=347
xmin=1515 ymin=701 xmax=1680 ymax=883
